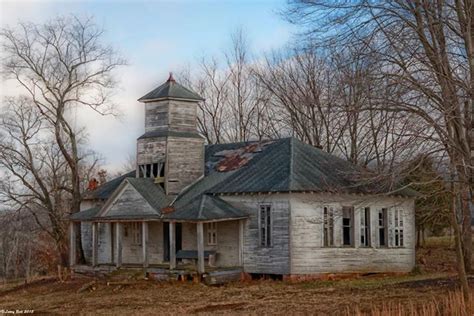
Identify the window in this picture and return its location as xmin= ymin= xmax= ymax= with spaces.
xmin=138 ymin=162 xmax=165 ymax=180
xmin=206 ymin=222 xmax=217 ymax=245
xmin=323 ymin=207 xmax=334 ymax=247
xmin=126 ymin=222 xmax=142 ymax=245
xmin=259 ymin=204 xmax=272 ymax=247
xmin=378 ymin=208 xmax=388 ymax=247
xmin=360 ymin=207 xmax=371 ymax=247
xmin=342 ymin=206 xmax=354 ymax=246
xmin=394 ymin=210 xmax=404 ymax=247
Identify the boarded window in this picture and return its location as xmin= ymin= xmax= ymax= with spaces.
xmin=394 ymin=210 xmax=404 ymax=247
xmin=206 ymin=222 xmax=217 ymax=245
xmin=259 ymin=204 xmax=272 ymax=247
xmin=378 ymin=208 xmax=388 ymax=247
xmin=342 ymin=206 xmax=354 ymax=246
xmin=360 ymin=207 xmax=371 ymax=247
xmin=323 ymin=207 xmax=334 ymax=247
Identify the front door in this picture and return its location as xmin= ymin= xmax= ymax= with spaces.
xmin=163 ymin=222 xmax=182 ymax=262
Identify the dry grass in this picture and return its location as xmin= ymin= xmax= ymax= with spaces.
xmin=0 ymin=238 xmax=472 ymax=315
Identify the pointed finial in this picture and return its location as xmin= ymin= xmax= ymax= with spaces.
xmin=167 ymin=72 xmax=175 ymax=82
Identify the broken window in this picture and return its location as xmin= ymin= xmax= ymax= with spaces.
xmin=323 ymin=207 xmax=334 ymax=247
xmin=394 ymin=210 xmax=404 ymax=247
xmin=259 ymin=204 xmax=272 ymax=247
xmin=206 ymin=222 xmax=217 ymax=245
xmin=360 ymin=207 xmax=371 ymax=247
xmin=378 ymin=208 xmax=388 ymax=247
xmin=342 ymin=206 xmax=354 ymax=246
xmin=138 ymin=162 xmax=165 ymax=184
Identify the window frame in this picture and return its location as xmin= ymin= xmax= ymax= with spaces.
xmin=206 ymin=222 xmax=217 ymax=246
xmin=258 ymin=204 xmax=272 ymax=248
xmin=394 ymin=209 xmax=404 ymax=247
xmin=128 ymin=222 xmax=142 ymax=246
xmin=323 ymin=206 xmax=335 ymax=247
xmin=342 ymin=206 xmax=355 ymax=247
xmin=360 ymin=207 xmax=371 ymax=247
xmin=378 ymin=208 xmax=388 ymax=247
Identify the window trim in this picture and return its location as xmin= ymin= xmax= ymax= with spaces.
xmin=258 ymin=204 xmax=272 ymax=248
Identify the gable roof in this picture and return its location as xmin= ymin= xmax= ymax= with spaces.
xmin=138 ymin=76 xmax=204 ymax=102
xmin=83 ymin=170 xmax=135 ymax=201
xmin=95 ymin=178 xmax=169 ymax=220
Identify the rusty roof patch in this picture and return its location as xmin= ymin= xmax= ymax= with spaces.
xmin=214 ymin=141 xmax=274 ymax=172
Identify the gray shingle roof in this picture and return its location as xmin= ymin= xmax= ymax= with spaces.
xmin=205 ymin=137 xmax=416 ymax=196
xmin=164 ymin=195 xmax=247 ymax=221
xmin=76 ymin=137 xmax=415 ymax=222
xmin=138 ymin=77 xmax=204 ymax=102
xmin=70 ymin=207 xmax=100 ymax=221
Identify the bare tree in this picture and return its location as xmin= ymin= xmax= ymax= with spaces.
xmin=1 ymin=15 xmax=126 ymax=263
xmin=285 ymin=0 xmax=473 ymax=302
xmin=0 ymin=97 xmax=101 ymax=266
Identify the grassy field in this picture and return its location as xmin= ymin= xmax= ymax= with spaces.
xmin=0 ymin=236 xmax=472 ymax=315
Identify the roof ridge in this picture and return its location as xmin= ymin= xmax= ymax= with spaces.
xmin=198 ymin=194 xmax=207 ymax=219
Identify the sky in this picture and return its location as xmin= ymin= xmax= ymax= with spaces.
xmin=0 ymin=0 xmax=296 ymax=173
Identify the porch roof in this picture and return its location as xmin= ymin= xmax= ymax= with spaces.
xmin=70 ymin=207 xmax=100 ymax=221
xmin=164 ymin=194 xmax=247 ymax=221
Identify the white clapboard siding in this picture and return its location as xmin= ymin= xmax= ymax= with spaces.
xmin=289 ymin=193 xmax=415 ymax=274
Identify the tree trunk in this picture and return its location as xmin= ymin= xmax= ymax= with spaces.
xmin=451 ymin=191 xmax=471 ymax=310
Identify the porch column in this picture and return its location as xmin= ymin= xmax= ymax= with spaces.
xmin=142 ymin=222 xmax=149 ymax=268
xmin=116 ymin=222 xmax=122 ymax=268
xmin=197 ymin=222 xmax=205 ymax=274
xmin=239 ymin=220 xmax=244 ymax=266
xmin=169 ymin=222 xmax=176 ymax=269
xmin=92 ymin=222 xmax=99 ymax=267
xmin=69 ymin=222 xmax=76 ymax=267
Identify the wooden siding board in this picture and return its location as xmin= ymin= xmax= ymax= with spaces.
xmin=222 ymin=196 xmax=291 ymax=275
xmin=289 ymin=193 xmax=416 ymax=274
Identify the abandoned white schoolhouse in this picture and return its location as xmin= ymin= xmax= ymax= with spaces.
xmin=70 ymin=74 xmax=416 ymax=281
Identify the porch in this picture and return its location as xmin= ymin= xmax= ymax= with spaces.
xmin=69 ymin=219 xmax=245 ymax=275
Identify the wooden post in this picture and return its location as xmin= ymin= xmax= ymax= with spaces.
xmin=116 ymin=222 xmax=122 ymax=268
xmin=142 ymin=222 xmax=149 ymax=268
xmin=169 ymin=222 xmax=176 ymax=269
xmin=239 ymin=220 xmax=244 ymax=266
xmin=92 ymin=222 xmax=98 ymax=267
xmin=197 ymin=222 xmax=205 ymax=274
xmin=69 ymin=222 xmax=76 ymax=267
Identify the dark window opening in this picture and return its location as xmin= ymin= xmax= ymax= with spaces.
xmin=378 ymin=208 xmax=388 ymax=247
xmin=259 ymin=204 xmax=272 ymax=247
xmin=360 ymin=207 xmax=371 ymax=247
xmin=342 ymin=206 xmax=354 ymax=246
